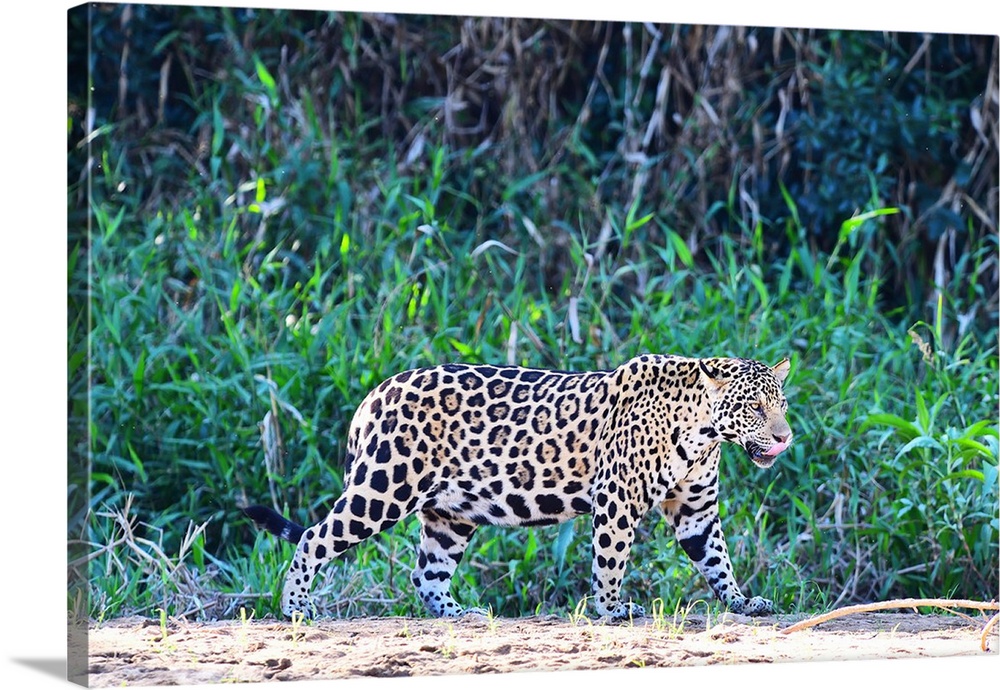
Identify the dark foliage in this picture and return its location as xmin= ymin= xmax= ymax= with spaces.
xmin=74 ymin=7 xmax=997 ymax=323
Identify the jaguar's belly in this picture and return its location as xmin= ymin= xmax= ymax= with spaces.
xmin=421 ymin=474 xmax=595 ymax=526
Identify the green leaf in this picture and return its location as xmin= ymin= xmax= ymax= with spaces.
xmin=894 ymin=435 xmax=944 ymax=461
xmin=133 ymin=348 xmax=146 ymax=401
xmin=838 ymin=207 xmax=900 ymax=241
xmin=125 ymin=442 xmax=148 ymax=483
xmin=778 ymin=179 xmax=800 ymax=228
xmin=98 ymin=205 xmax=127 ymax=241
xmin=659 ymin=227 xmax=694 ymax=269
xmin=229 ymin=279 xmax=242 ymax=315
xmin=211 ymin=101 xmax=224 ymax=156
xmin=982 ymin=461 xmax=999 ymax=490
xmin=182 ymin=210 xmax=198 ymax=240
xmin=954 ymin=438 xmax=993 ymax=456
xmin=625 ymin=195 xmax=654 ymax=234
xmin=69 ymin=348 xmax=88 ymax=381
xmin=789 ymin=494 xmax=814 ymax=521
xmin=861 ymin=413 xmax=921 ymax=440
xmin=746 ymin=267 xmax=770 ymax=307
xmin=448 ymin=338 xmax=474 ymax=357
xmin=254 ymin=57 xmax=277 ymax=95
xmin=553 ymin=520 xmax=575 ymax=572
xmin=937 ymin=469 xmax=986 ymax=484
xmin=192 ymin=531 xmax=206 ymax=572
xmin=501 ymin=171 xmax=548 ymax=201
xmin=89 ymin=472 xmax=118 ymax=489
xmin=843 ymin=247 xmax=863 ymax=307
xmin=962 ymin=420 xmax=999 ymax=439
xmin=523 ymin=530 xmax=538 ymax=563
xmin=914 ymin=389 xmax=930 ymax=431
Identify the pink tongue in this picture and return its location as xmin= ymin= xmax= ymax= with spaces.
xmin=763 ymin=440 xmax=791 ymax=457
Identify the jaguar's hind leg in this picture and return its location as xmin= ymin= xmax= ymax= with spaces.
xmin=412 ymin=509 xmax=481 ymax=616
xmin=281 ymin=491 xmax=409 ymax=618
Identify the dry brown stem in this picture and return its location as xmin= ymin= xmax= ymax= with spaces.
xmin=981 ymin=612 xmax=1000 ymax=652
xmin=780 ymin=597 xmax=1000 ymax=651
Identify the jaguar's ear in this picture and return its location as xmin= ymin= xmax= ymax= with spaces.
xmin=698 ymin=359 xmax=731 ymax=398
xmin=771 ymin=358 xmax=791 ymax=386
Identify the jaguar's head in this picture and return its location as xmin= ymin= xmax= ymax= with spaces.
xmin=699 ymin=357 xmax=793 ymax=468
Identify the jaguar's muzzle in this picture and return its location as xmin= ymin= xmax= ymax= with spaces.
xmin=745 ymin=436 xmax=792 ymax=468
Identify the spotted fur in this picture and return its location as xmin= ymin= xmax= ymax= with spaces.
xmin=245 ymin=354 xmax=792 ymax=621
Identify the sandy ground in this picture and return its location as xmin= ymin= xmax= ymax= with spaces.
xmin=83 ymin=611 xmax=998 ymax=686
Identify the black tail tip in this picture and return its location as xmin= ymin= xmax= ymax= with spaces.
xmin=243 ymin=504 xmax=277 ymax=526
xmin=243 ymin=504 xmax=307 ymax=543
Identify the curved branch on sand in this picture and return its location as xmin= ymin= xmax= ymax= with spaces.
xmin=779 ymin=597 xmax=1000 ymax=652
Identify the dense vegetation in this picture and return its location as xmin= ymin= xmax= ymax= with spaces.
xmin=68 ymin=6 xmax=998 ymax=623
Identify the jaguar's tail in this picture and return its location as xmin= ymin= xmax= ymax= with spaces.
xmin=243 ymin=505 xmax=306 ymax=544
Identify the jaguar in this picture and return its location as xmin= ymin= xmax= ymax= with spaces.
xmin=245 ymin=354 xmax=792 ymax=621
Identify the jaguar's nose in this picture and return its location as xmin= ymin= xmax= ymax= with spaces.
xmin=773 ymin=432 xmax=792 ymax=444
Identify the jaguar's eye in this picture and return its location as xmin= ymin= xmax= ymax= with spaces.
xmin=750 ymin=402 xmax=765 ymax=416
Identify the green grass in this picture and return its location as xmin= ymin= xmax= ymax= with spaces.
xmin=77 ymin=188 xmax=999 ymax=621
xmin=70 ymin=8 xmax=998 ymax=625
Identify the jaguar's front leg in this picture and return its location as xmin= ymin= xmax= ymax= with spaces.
xmin=672 ymin=509 xmax=773 ymax=615
xmin=661 ymin=449 xmax=774 ymax=616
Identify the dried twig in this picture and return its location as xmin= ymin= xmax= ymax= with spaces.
xmin=981 ymin=612 xmax=1000 ymax=652
xmin=779 ymin=597 xmax=1000 ymax=648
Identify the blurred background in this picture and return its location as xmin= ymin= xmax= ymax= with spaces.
xmin=68 ymin=4 xmax=998 ymax=622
